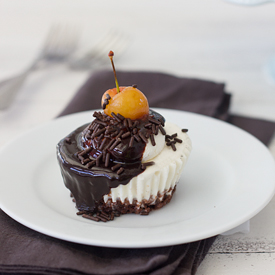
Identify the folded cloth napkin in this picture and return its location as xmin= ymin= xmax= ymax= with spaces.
xmin=1 ymin=70 xmax=275 ymax=275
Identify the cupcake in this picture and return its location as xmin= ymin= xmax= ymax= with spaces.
xmin=56 ymin=52 xmax=192 ymax=222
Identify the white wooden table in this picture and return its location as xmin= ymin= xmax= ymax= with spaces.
xmin=1 ymin=1 xmax=275 ymax=274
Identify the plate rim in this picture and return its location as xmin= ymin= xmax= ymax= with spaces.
xmin=1 ymin=108 xmax=275 ymax=248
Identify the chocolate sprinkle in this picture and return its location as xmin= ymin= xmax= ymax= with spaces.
xmin=152 ymin=124 xmax=156 ymax=134
xmin=109 ymin=138 xmax=121 ymax=150
xmin=97 ymin=215 xmax=107 ymax=222
xmin=174 ymin=137 xmax=183 ymax=143
xmin=105 ymin=152 xmax=110 ymax=167
xmin=98 ymin=133 xmax=104 ymax=140
xmin=127 ymin=118 xmax=133 ymax=128
xmin=96 ymin=153 xmax=103 ymax=166
xmin=155 ymin=125 xmax=159 ymax=135
xmin=166 ymin=140 xmax=176 ymax=146
xmin=95 ymin=119 xmax=107 ymax=127
xmin=82 ymin=158 xmax=90 ymax=165
xmin=92 ymin=127 xmax=105 ymax=138
xmin=79 ymin=147 xmax=92 ymax=156
xmin=182 ymin=128 xmax=188 ymax=133
xmin=102 ymin=150 xmax=106 ymax=162
xmin=138 ymin=132 xmax=148 ymax=143
xmin=134 ymin=134 xmax=141 ymax=142
xmin=111 ymin=130 xmax=118 ymax=137
xmin=150 ymin=134 xmax=156 ymax=146
xmin=105 ymin=138 xmax=115 ymax=150
xmin=99 ymin=138 xmax=108 ymax=150
xmin=100 ymin=211 xmax=109 ymax=218
xmin=82 ymin=214 xmax=99 ymax=222
xmin=78 ymin=155 xmax=84 ymax=162
xmin=116 ymin=113 xmax=125 ymax=120
xmin=171 ymin=143 xmax=177 ymax=151
xmin=116 ymin=129 xmax=124 ymax=139
xmin=141 ymin=161 xmax=155 ymax=170
xmin=132 ymin=121 xmax=139 ymax=128
xmin=86 ymin=160 xmax=96 ymax=168
xmin=76 ymin=211 xmax=86 ymax=215
xmin=144 ymin=123 xmax=152 ymax=128
xmin=117 ymin=167 xmax=124 ymax=175
xmin=111 ymin=112 xmax=121 ymax=122
xmin=148 ymin=117 xmax=161 ymax=125
xmin=121 ymin=131 xmax=131 ymax=139
xmin=111 ymin=163 xmax=122 ymax=171
xmin=129 ymin=136 xmax=134 ymax=147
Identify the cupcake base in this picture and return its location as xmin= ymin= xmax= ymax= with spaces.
xmin=73 ymin=187 xmax=176 ymax=222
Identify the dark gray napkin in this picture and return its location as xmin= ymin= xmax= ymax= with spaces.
xmin=59 ymin=70 xmax=275 ymax=145
xmin=1 ymin=70 xmax=274 ymax=275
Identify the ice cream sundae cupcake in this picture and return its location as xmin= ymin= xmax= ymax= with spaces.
xmin=56 ymin=51 xmax=192 ymax=222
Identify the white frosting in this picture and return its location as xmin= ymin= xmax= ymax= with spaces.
xmin=142 ymin=129 xmax=165 ymax=162
xmin=103 ymin=122 xmax=192 ymax=204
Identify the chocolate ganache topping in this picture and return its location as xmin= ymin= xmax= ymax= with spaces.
xmin=56 ymin=109 xmax=165 ymax=213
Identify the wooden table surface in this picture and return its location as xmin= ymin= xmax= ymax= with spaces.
xmin=1 ymin=1 xmax=275 ymax=274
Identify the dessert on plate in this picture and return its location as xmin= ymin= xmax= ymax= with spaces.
xmin=56 ymin=52 xmax=192 ymax=222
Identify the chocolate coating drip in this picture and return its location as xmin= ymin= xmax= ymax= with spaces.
xmin=56 ymin=110 xmax=165 ymax=213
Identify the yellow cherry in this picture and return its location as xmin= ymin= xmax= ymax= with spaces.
xmin=102 ymin=51 xmax=149 ymax=120
xmin=101 ymin=87 xmax=125 ymax=107
xmin=102 ymin=86 xmax=149 ymax=120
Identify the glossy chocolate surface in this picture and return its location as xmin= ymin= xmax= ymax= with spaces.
xmin=56 ymin=110 xmax=164 ymax=213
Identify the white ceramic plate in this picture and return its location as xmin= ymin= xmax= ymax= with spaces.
xmin=0 ymin=108 xmax=275 ymax=248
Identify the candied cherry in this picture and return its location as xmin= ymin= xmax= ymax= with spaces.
xmin=102 ymin=86 xmax=149 ymax=120
xmin=101 ymin=51 xmax=149 ymax=120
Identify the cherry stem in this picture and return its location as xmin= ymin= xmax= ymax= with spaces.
xmin=108 ymin=51 xmax=120 ymax=94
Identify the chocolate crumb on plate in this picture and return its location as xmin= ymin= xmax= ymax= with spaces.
xmin=76 ymin=211 xmax=86 ymax=215
xmin=82 ymin=214 xmax=100 ymax=222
